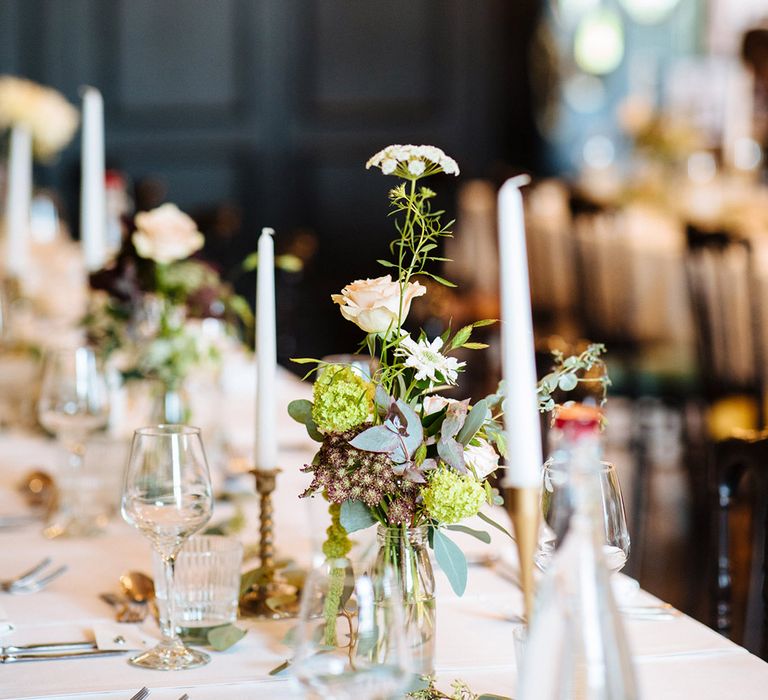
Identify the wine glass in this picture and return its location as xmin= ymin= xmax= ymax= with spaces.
xmin=121 ymin=425 xmax=213 ymax=670
xmin=535 ymin=461 xmax=630 ymax=574
xmin=292 ymin=558 xmax=413 ymax=700
xmin=38 ymin=345 xmax=110 ymax=537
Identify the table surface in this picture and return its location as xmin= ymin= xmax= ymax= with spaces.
xmin=1 ymin=369 xmax=767 ymax=699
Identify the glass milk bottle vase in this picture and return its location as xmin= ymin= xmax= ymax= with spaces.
xmin=373 ymin=525 xmax=436 ymax=675
xmin=518 ymin=404 xmax=638 ymax=700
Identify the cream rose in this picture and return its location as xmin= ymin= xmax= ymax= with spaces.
xmin=422 ymin=394 xmax=459 ymax=415
xmin=331 ymin=275 xmax=426 ymax=334
xmin=132 ymin=203 xmax=205 ymax=264
xmin=464 ymin=438 xmax=500 ymax=480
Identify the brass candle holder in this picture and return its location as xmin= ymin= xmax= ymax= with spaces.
xmin=239 ymin=468 xmax=299 ymax=619
xmin=506 ymin=485 xmax=540 ymax=623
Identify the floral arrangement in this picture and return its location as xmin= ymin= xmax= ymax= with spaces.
xmin=288 ymin=144 xmax=510 ymax=598
xmin=85 ymin=203 xmax=251 ymax=398
xmin=0 ymin=75 xmax=79 ymax=159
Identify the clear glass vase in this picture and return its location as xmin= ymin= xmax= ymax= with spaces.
xmin=151 ymin=381 xmax=191 ymax=425
xmin=373 ymin=524 xmax=436 ymax=675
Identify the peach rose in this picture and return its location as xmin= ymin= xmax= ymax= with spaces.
xmin=132 ymin=203 xmax=205 ymax=264
xmin=464 ymin=438 xmax=500 ymax=480
xmin=331 ymin=275 xmax=426 ymax=334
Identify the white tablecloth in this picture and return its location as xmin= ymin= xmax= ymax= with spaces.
xmin=1 ymin=369 xmax=767 ymax=699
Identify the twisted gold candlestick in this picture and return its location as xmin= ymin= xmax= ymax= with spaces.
xmin=239 ymin=468 xmax=299 ymax=619
xmin=507 ymin=486 xmax=540 ymax=622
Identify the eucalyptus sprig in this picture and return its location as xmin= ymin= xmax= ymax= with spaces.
xmin=537 ymin=343 xmax=609 ymax=412
xmin=408 ymin=675 xmax=512 ymax=700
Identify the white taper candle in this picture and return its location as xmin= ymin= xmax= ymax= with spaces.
xmin=255 ymin=227 xmax=278 ymax=470
xmin=497 ymin=175 xmax=542 ymax=488
xmin=80 ymin=86 xmax=107 ymax=272
xmin=5 ymin=124 xmax=32 ymax=279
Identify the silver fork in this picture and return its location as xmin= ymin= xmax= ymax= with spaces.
xmin=0 ymin=558 xmax=67 ymax=593
xmin=129 ymin=688 xmax=149 ymax=700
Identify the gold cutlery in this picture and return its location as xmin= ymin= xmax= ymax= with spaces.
xmin=99 ymin=592 xmax=147 ymax=623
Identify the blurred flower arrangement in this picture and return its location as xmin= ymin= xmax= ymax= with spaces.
xmin=0 ymin=75 xmax=79 ymax=159
xmin=85 ymin=203 xmax=251 ymax=415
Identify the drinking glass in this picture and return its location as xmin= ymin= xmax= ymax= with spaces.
xmin=152 ymin=534 xmax=243 ymax=640
xmin=121 ymin=425 xmax=213 ymax=670
xmin=292 ymin=558 xmax=413 ymax=700
xmin=535 ymin=461 xmax=630 ymax=574
xmin=38 ymin=345 xmax=110 ymax=537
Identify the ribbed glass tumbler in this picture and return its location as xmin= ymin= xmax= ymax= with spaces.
xmin=153 ymin=534 xmax=243 ymax=638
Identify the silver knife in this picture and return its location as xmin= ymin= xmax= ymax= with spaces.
xmin=2 ymin=641 xmax=96 ymax=654
xmin=1 ymin=648 xmax=127 ymax=663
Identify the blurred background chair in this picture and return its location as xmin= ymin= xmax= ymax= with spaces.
xmin=712 ymin=432 xmax=768 ymax=660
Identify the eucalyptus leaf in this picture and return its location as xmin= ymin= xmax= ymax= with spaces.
xmin=350 ymin=425 xmax=400 ymax=453
xmin=446 ymin=524 xmax=491 ymax=544
xmin=396 ymin=399 xmax=423 ymax=457
xmin=477 ymin=511 xmax=515 ymax=540
xmin=456 ymin=399 xmax=489 ymax=446
xmin=432 ymin=529 xmax=467 ymax=596
xmin=339 ymin=499 xmax=377 ymax=533
xmin=288 ymin=399 xmax=313 ymax=423
xmin=207 ymin=624 xmax=247 ymax=651
xmin=557 ymin=372 xmax=578 ymax=391
xmin=437 ymin=437 xmax=467 ymax=473
xmin=374 ymin=385 xmax=391 ymax=413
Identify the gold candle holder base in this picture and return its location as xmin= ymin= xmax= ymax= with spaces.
xmin=506 ymin=485 xmax=540 ymax=623
xmin=239 ymin=468 xmax=300 ymax=620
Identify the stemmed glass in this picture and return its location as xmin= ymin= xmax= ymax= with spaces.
xmin=292 ymin=558 xmax=413 ymax=700
xmin=535 ymin=461 xmax=630 ymax=574
xmin=121 ymin=425 xmax=213 ymax=670
xmin=37 ymin=345 xmax=110 ymax=537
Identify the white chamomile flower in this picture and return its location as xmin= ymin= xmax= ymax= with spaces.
xmin=365 ymin=144 xmax=460 ymax=177
xmin=396 ymin=335 xmax=465 ymax=384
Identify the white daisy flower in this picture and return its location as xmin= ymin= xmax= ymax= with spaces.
xmin=396 ymin=335 xmax=465 ymax=384
xmin=365 ymin=144 xmax=460 ymax=177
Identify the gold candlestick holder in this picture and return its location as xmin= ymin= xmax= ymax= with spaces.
xmin=506 ymin=485 xmax=540 ymax=623
xmin=239 ymin=468 xmax=299 ymax=619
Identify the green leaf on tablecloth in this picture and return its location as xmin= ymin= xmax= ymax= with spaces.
xmin=207 ymin=623 xmax=247 ymax=651
xmin=269 ymin=659 xmax=292 ymax=676
xmin=477 ymin=511 xmax=515 ymax=540
xmin=240 ymin=566 xmax=267 ymax=598
xmin=445 ymin=524 xmax=491 ymax=544
xmin=340 ymin=499 xmax=376 ymax=533
xmin=433 ymin=529 xmax=467 ymax=596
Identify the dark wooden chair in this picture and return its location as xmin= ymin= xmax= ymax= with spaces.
xmin=712 ymin=432 xmax=768 ymax=659
xmin=685 ymin=226 xmax=766 ymax=427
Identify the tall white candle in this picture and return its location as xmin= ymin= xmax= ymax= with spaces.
xmin=255 ymin=227 xmax=278 ymax=470
xmin=5 ymin=124 xmax=32 ymax=279
xmin=497 ymin=175 xmax=542 ymax=488
xmin=80 ymin=86 xmax=107 ymax=272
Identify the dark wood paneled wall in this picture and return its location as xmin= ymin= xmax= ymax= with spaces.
xmin=0 ymin=0 xmax=541 ymax=362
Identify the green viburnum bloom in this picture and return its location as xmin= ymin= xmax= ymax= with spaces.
xmin=422 ymin=468 xmax=485 ymax=525
xmin=312 ymin=364 xmax=374 ymax=433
